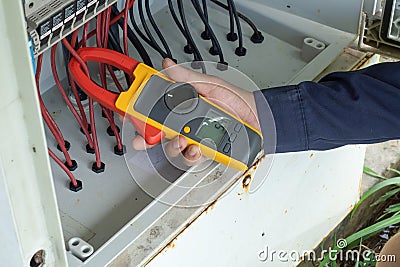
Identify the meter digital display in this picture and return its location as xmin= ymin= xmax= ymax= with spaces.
xmin=115 ymin=65 xmax=263 ymax=171
xmin=196 ymin=110 xmax=231 ymax=146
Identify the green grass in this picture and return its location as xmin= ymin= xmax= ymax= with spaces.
xmin=318 ymin=166 xmax=400 ymax=267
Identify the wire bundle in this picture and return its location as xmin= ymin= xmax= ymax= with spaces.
xmin=37 ymin=1 xmax=148 ymax=191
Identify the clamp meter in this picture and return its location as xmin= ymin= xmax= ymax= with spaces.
xmin=116 ymin=64 xmax=263 ymax=171
xmin=68 ymin=48 xmax=262 ymax=171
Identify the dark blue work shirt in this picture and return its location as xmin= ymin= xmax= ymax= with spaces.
xmin=254 ymin=61 xmax=400 ymax=154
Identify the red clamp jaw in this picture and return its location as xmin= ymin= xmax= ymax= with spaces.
xmin=68 ymin=47 xmax=164 ymax=145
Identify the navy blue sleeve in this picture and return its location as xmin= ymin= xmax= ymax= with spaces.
xmin=254 ymin=61 xmax=400 ymax=153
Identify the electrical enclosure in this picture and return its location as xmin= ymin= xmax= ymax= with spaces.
xmin=0 ymin=0 xmax=392 ymax=266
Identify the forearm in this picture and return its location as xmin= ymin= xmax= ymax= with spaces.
xmin=255 ymin=61 xmax=400 ymax=154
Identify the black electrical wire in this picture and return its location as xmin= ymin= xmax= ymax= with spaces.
xmin=168 ymin=0 xmax=195 ymax=55
xmin=137 ymin=0 xmax=169 ymax=58
xmin=176 ymin=0 xmax=203 ymax=61
xmin=228 ymin=0 xmax=246 ymax=56
xmin=144 ymin=0 xmax=173 ymax=59
xmin=226 ymin=0 xmax=237 ymax=41
xmin=177 ymin=0 xmax=206 ymax=73
xmin=111 ymin=6 xmax=153 ymax=66
xmin=190 ymin=0 xmax=226 ymax=65
xmin=210 ymin=0 xmax=264 ymax=43
xmin=200 ymin=0 xmax=211 ymax=40
xmin=107 ymin=30 xmax=133 ymax=85
xmin=128 ymin=5 xmax=169 ymax=58
xmin=168 ymin=0 xmax=186 ymax=37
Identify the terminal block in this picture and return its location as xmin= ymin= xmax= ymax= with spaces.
xmin=25 ymin=0 xmax=117 ymax=56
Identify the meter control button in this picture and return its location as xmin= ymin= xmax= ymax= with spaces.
xmin=234 ymin=123 xmax=243 ymax=132
xmin=164 ymin=83 xmax=199 ymax=114
xmin=223 ymin=143 xmax=231 ymax=153
xmin=228 ymin=133 xmax=237 ymax=142
xmin=183 ymin=126 xmax=191 ymax=134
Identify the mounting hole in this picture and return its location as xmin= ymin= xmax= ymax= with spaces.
xmin=71 ymin=239 xmax=80 ymax=246
xmin=286 ymin=5 xmax=291 ymax=8
xmin=30 ymin=250 xmax=45 ymax=267
xmin=28 ymin=2 xmax=34 ymax=8
xmin=305 ymin=38 xmax=313 ymax=44
xmin=81 ymin=246 xmax=91 ymax=254
xmin=316 ymin=43 xmax=324 ymax=49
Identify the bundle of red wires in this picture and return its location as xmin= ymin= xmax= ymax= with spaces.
xmin=38 ymin=0 xmax=137 ymax=190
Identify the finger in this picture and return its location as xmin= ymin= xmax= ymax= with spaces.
xmin=182 ymin=145 xmax=203 ymax=166
xmin=162 ymin=58 xmax=218 ymax=96
xmin=165 ymin=136 xmax=188 ymax=157
xmin=162 ymin=58 xmax=204 ymax=83
xmin=131 ymin=135 xmax=157 ymax=150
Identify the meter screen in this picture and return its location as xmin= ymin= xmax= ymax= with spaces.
xmin=196 ymin=110 xmax=231 ymax=145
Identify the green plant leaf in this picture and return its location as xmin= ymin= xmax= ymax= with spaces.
xmin=371 ymin=188 xmax=400 ymax=206
xmin=318 ymin=215 xmax=400 ymax=267
xmin=387 ymin=168 xmax=400 ymax=176
xmin=385 ymin=203 xmax=400 ymax=214
xmin=351 ymin=177 xmax=400 ymax=218
xmin=376 ymin=202 xmax=400 ymax=221
xmin=363 ymin=166 xmax=386 ymax=179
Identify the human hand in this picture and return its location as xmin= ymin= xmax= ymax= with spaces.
xmin=131 ymin=58 xmax=260 ymax=166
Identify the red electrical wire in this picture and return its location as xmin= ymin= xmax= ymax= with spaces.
xmin=62 ymin=38 xmax=102 ymax=167
xmin=36 ymin=55 xmax=74 ymax=168
xmin=51 ymin=44 xmax=94 ymax=149
xmin=96 ymin=15 xmax=108 ymax=91
xmin=110 ymin=0 xmax=135 ymax=25
xmin=63 ymin=34 xmax=91 ymax=133
xmin=71 ymin=29 xmax=79 ymax=50
xmin=76 ymin=0 xmax=135 ymax=48
xmin=103 ymin=7 xmax=111 ymax=47
xmin=88 ymin=98 xmax=102 ymax=168
xmin=94 ymin=9 xmax=124 ymax=149
xmin=123 ymin=0 xmax=131 ymax=55
xmin=48 ymin=148 xmax=78 ymax=187
xmin=62 ymin=38 xmax=90 ymax=75
xmin=69 ymin=75 xmax=90 ymax=129
xmin=101 ymin=6 xmax=125 ymax=92
xmin=102 ymin=108 xmax=123 ymax=150
xmin=40 ymin=99 xmax=74 ymax=168
xmin=82 ymin=22 xmax=89 ymax=47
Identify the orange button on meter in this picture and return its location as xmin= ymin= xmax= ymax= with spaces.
xmin=183 ymin=126 xmax=191 ymax=133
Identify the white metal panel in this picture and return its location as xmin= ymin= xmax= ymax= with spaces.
xmin=238 ymin=0 xmax=363 ymax=34
xmin=0 ymin=0 xmax=67 ymax=266
xmin=0 ymin=161 xmax=25 ymax=267
xmin=147 ymin=146 xmax=366 ymax=267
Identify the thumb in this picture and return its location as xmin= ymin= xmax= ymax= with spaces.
xmin=162 ymin=58 xmax=203 ymax=83
xmin=161 ymin=58 xmax=217 ymax=96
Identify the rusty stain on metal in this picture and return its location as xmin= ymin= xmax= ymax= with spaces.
xmin=240 ymin=155 xmax=265 ymax=191
xmin=242 ymin=175 xmax=252 ymax=191
xmin=165 ymin=238 xmax=176 ymax=250
xmin=205 ymin=199 xmax=217 ymax=214
xmin=153 ymin=155 xmax=267 ymax=260
xmin=352 ymin=53 xmax=375 ymax=70
xmin=309 ymin=153 xmax=314 ymax=158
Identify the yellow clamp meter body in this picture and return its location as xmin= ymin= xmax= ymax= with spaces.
xmin=116 ymin=63 xmax=263 ymax=171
